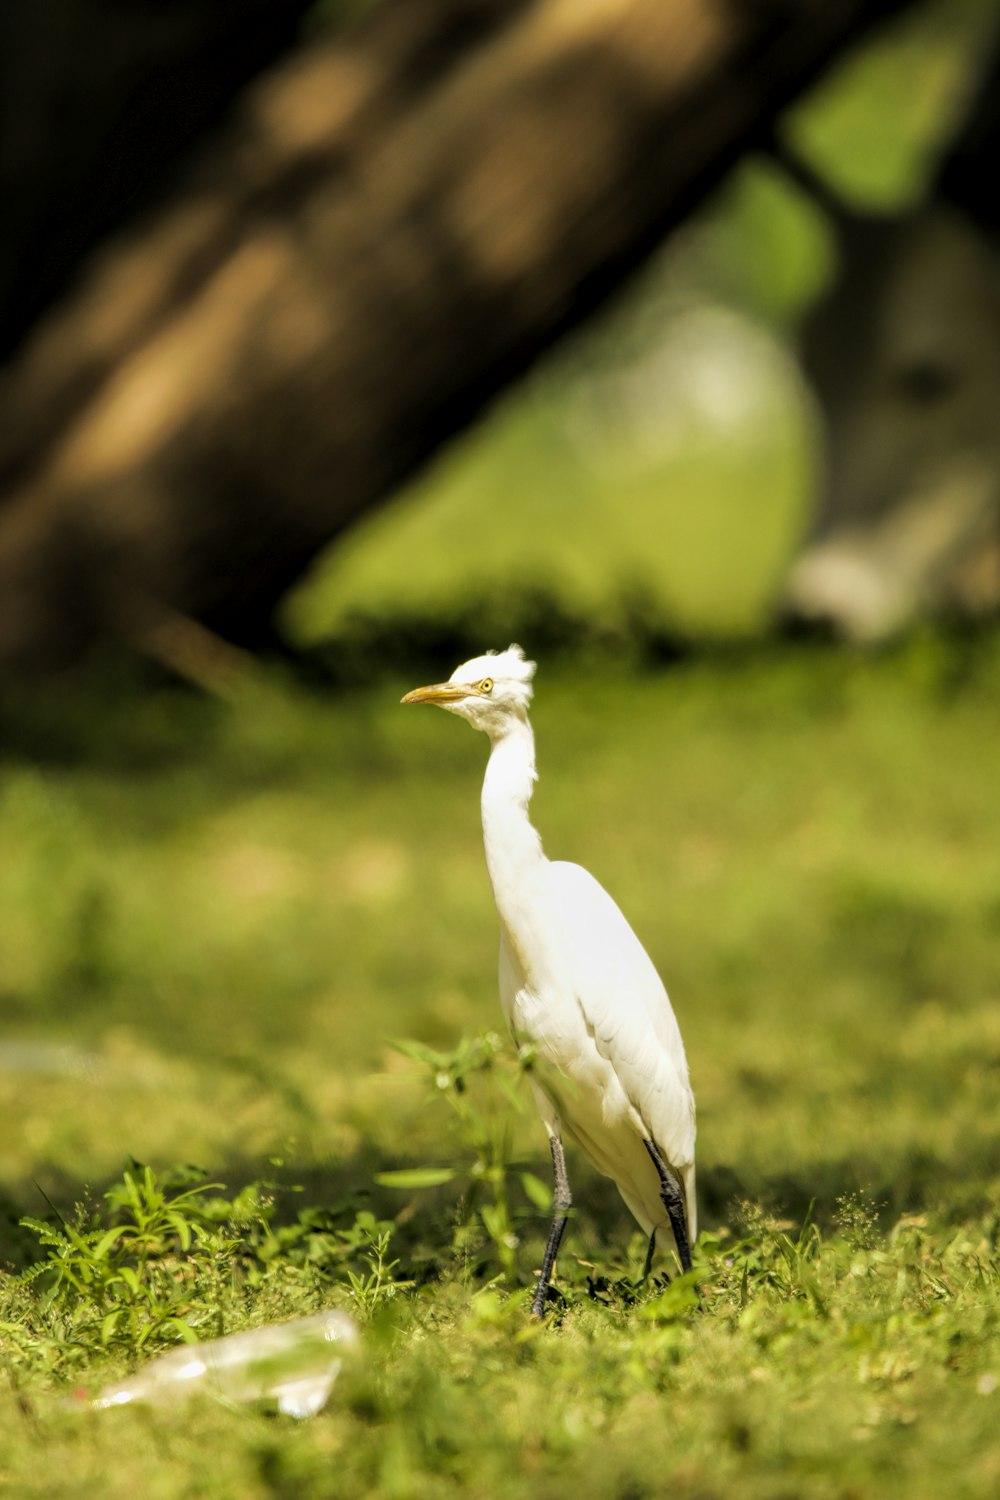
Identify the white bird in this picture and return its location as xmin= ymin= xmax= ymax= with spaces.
xmin=402 ymin=645 xmax=696 ymax=1314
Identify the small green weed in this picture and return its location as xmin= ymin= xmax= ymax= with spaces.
xmin=238 ymin=1191 xmax=411 ymax=1314
xmin=16 ymin=1161 xmax=240 ymax=1353
xmin=11 ymin=1159 xmax=412 ymax=1366
xmin=342 ymin=1218 xmax=414 ymax=1315
xmin=376 ymin=1033 xmax=552 ymax=1285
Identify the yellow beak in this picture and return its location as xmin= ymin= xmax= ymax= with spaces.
xmin=400 ymin=682 xmax=473 ymax=706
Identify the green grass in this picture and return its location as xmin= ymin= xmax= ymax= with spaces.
xmin=0 ymin=630 xmax=999 ymax=1497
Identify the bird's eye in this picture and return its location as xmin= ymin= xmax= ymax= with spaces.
xmin=480 ymin=678 xmax=494 ymax=694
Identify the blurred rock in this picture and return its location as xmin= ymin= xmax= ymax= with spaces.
xmin=787 ymin=204 xmax=1000 ymax=639
xmin=784 ymin=35 xmax=1000 ymax=640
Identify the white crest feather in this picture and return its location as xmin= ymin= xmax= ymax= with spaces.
xmin=489 ymin=644 xmax=536 ymax=686
xmin=449 ymin=644 xmax=536 ymax=703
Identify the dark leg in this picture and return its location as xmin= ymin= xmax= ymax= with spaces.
xmin=642 ymin=1139 xmax=693 ymax=1274
xmin=530 ymin=1133 xmax=572 ymax=1318
xmin=640 ymin=1229 xmax=656 ymax=1283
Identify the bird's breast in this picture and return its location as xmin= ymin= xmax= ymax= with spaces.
xmin=498 ymin=916 xmax=635 ymax=1133
xmin=505 ymin=980 xmax=580 ymax=1055
xmin=507 ymin=982 xmax=633 ymax=1128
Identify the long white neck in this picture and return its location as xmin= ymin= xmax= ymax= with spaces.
xmin=480 ymin=713 xmax=548 ymax=963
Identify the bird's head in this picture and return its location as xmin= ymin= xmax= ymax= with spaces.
xmin=401 ymin=644 xmax=536 ymax=734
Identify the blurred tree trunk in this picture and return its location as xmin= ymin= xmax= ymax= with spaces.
xmin=0 ymin=0 xmax=916 ymax=671
xmin=0 ymin=0 xmax=318 ymax=361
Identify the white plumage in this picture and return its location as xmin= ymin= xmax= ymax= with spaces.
xmin=403 ymin=645 xmax=695 ymax=1312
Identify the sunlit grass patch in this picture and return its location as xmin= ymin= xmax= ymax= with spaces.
xmin=0 ymin=630 xmax=998 ymax=1495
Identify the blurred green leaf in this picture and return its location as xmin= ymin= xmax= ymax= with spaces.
xmin=374 ymin=1168 xmax=459 ymax=1189
xmin=519 ymin=1172 xmax=553 ymax=1212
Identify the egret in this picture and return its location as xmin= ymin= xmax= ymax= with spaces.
xmin=402 ymin=645 xmax=695 ymax=1315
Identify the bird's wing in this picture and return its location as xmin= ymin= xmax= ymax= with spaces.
xmin=497 ymin=926 xmax=521 ymax=1034
xmin=499 ymin=927 xmax=562 ymax=1137
xmin=546 ymin=860 xmax=696 ymax=1174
